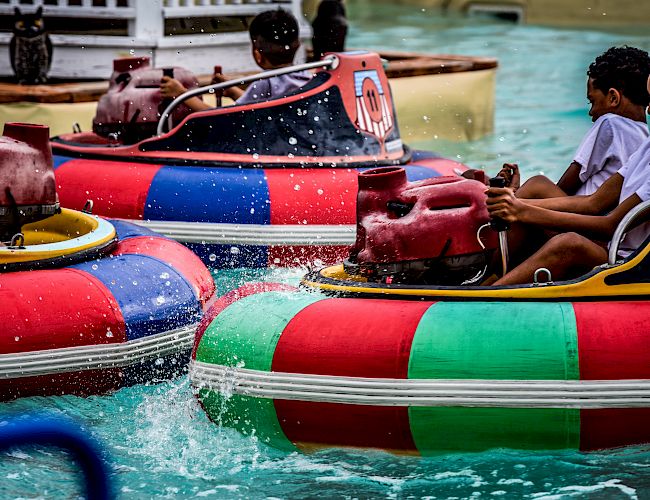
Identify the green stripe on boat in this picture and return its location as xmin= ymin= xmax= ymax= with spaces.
xmin=408 ymin=302 xmax=580 ymax=452
xmin=195 ymin=291 xmax=323 ymax=450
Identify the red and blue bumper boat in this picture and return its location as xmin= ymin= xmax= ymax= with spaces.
xmin=0 ymin=123 xmax=215 ymax=400
xmin=50 ymin=52 xmax=466 ymax=267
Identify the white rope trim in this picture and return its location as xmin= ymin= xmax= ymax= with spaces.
xmin=128 ymin=220 xmax=356 ymax=245
xmin=189 ymin=362 xmax=650 ymax=409
xmin=0 ymin=324 xmax=197 ymax=379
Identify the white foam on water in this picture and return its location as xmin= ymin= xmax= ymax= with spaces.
xmin=531 ymin=478 xmax=638 ymax=499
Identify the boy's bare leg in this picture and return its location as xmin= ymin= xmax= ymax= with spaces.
xmin=494 ymin=232 xmax=608 ymax=285
xmin=517 ymin=175 xmax=568 ymax=199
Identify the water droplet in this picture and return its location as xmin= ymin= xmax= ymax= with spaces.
xmin=250 ymin=207 xmax=255 ymax=214
xmin=208 ymin=254 xmax=217 ymax=262
xmin=106 ymin=329 xmax=114 ymax=338
xmin=288 ymin=137 xmax=297 ymax=145
xmin=317 ymin=188 xmax=324 ymax=195
xmin=155 ymin=296 xmax=166 ymax=306
xmin=132 ymin=280 xmax=138 ymax=286
xmin=252 ymin=153 xmax=259 ymax=160
xmin=91 ymin=264 xmax=98 ymax=270
xmin=159 ymin=272 xmax=170 ymax=279
xmin=14 ymin=336 xmax=19 ymax=342
xmin=294 ymin=184 xmax=301 ymax=191
xmin=230 ymin=246 xmax=240 ymax=255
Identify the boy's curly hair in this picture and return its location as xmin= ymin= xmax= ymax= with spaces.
xmin=249 ymin=9 xmax=300 ymax=66
xmin=588 ymin=46 xmax=650 ymax=106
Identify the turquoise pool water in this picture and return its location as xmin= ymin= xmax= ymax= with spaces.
xmin=3 ymin=5 xmax=650 ymax=498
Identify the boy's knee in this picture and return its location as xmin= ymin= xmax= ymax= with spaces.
xmin=545 ymin=232 xmax=589 ymax=256
xmin=518 ymin=175 xmax=553 ymax=197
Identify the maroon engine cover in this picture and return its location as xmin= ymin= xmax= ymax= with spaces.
xmin=93 ymin=57 xmax=201 ymax=144
xmin=349 ymin=167 xmax=498 ymax=283
xmin=0 ymin=123 xmax=58 ymax=241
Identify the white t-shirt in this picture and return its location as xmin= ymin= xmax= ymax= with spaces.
xmin=614 ymin=137 xmax=650 ymax=255
xmin=573 ymin=114 xmax=649 ymax=196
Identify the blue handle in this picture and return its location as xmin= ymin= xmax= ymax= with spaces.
xmin=0 ymin=415 xmax=112 ymax=500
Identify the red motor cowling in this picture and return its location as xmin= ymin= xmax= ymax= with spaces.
xmin=0 ymin=123 xmax=59 ymax=242
xmin=346 ymin=167 xmax=498 ymax=285
xmin=93 ymin=57 xmax=201 ymax=144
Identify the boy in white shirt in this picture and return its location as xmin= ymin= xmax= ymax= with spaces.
xmin=486 ymin=84 xmax=650 ymax=285
xmin=500 ymin=46 xmax=650 ymax=198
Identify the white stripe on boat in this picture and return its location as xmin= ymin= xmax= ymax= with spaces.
xmin=189 ymin=362 xmax=650 ymax=409
xmin=0 ymin=325 xmax=197 ymax=379
xmin=128 ymin=220 xmax=356 ymax=245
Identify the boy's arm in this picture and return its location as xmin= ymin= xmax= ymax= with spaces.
xmin=556 ymin=161 xmax=583 ymax=195
xmin=211 ymin=72 xmax=244 ymax=101
xmin=160 ymin=76 xmax=212 ymax=112
xmin=487 ymin=188 xmax=640 ymax=240
xmin=525 ymin=173 xmax=623 ymax=215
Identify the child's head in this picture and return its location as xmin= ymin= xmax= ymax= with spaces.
xmin=249 ymin=9 xmax=300 ymax=69
xmin=586 ymin=46 xmax=650 ymax=122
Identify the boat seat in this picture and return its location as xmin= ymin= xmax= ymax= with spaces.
xmin=608 ymin=200 xmax=650 ymax=264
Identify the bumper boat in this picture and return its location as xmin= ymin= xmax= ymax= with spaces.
xmin=190 ymin=167 xmax=650 ymax=454
xmin=49 ymin=52 xmax=466 ymax=268
xmin=0 ymin=123 xmax=215 ymax=400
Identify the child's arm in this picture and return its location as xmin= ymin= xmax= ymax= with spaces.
xmin=211 ymin=72 xmax=244 ymax=101
xmin=556 ymin=161 xmax=583 ymax=195
xmin=160 ymin=76 xmax=212 ymax=112
xmin=488 ymin=191 xmax=640 ymax=240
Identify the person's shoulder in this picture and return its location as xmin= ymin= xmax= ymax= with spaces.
xmin=599 ymin=113 xmax=647 ymax=131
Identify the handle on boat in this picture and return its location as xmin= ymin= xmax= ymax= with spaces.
xmin=0 ymin=414 xmax=112 ymax=500
xmin=608 ymin=199 xmax=650 ymax=265
xmin=156 ymin=56 xmax=338 ymax=136
xmin=488 ymin=176 xmax=510 ymax=232
xmin=213 ymin=65 xmax=223 ymax=107
xmin=488 ymin=176 xmax=509 ymax=277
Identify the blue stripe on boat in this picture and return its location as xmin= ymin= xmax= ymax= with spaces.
xmin=401 ymin=165 xmax=443 ymax=181
xmin=73 ymin=255 xmax=201 ymax=340
xmin=410 ymin=149 xmax=442 ymax=161
xmin=358 ymin=165 xmax=441 ymax=181
xmin=109 ymin=219 xmax=160 ymax=240
xmin=52 ymin=155 xmax=71 ymax=170
xmin=185 ymin=243 xmax=268 ymax=268
xmin=143 ymin=166 xmax=271 ymax=224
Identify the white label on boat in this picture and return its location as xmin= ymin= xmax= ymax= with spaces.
xmin=385 ymin=139 xmax=403 ymax=153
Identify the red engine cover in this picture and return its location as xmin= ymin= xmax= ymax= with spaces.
xmin=351 ymin=167 xmax=497 ymax=264
xmin=93 ymin=57 xmax=201 ymax=143
xmin=0 ymin=123 xmax=58 ymax=240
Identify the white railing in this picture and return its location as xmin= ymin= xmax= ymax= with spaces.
xmin=0 ymin=0 xmax=308 ymax=78
xmin=0 ymin=0 xmax=303 ymax=37
xmin=0 ymin=0 xmax=135 ymax=19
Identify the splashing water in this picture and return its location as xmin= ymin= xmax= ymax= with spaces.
xmin=2 ymin=5 xmax=650 ymax=498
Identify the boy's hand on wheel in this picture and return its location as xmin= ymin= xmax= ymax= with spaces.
xmin=159 ymin=76 xmax=187 ymax=98
xmin=497 ymin=163 xmax=521 ymax=191
xmin=486 ymin=186 xmax=526 ymax=224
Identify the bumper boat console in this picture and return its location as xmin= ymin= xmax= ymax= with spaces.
xmin=345 ymin=166 xmax=497 ymax=285
xmin=0 ymin=123 xmax=59 ymax=243
xmin=93 ymin=56 xmax=200 ymax=144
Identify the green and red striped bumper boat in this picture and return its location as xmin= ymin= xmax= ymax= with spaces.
xmin=190 ymin=282 xmax=650 ymax=455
